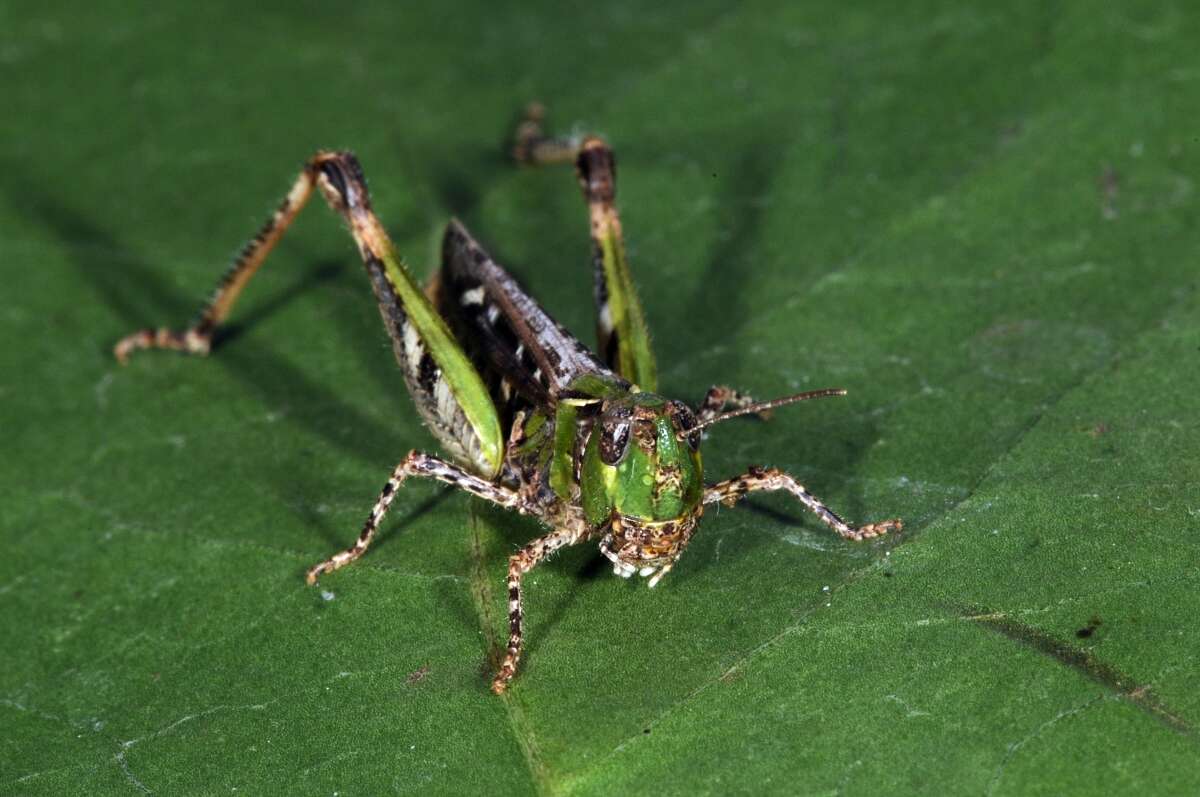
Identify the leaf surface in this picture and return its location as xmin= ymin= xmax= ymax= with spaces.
xmin=2 ymin=3 xmax=1198 ymax=794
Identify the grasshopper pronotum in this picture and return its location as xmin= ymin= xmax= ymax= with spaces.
xmin=116 ymin=107 xmax=902 ymax=693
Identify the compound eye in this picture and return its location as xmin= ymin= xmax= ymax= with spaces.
xmin=669 ymin=401 xmax=701 ymax=451
xmin=598 ymin=418 xmax=632 ymax=465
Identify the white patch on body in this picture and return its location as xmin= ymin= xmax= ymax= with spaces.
xmin=402 ymin=323 xmax=424 ymax=368
xmin=433 ymin=376 xmax=460 ymax=427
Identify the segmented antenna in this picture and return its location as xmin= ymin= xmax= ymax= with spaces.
xmin=688 ymin=388 xmax=847 ymax=435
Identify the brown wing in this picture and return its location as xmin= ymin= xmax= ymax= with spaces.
xmin=435 ymin=220 xmax=626 ymax=417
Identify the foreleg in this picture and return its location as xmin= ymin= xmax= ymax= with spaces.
xmin=705 ymin=466 xmax=901 ymax=542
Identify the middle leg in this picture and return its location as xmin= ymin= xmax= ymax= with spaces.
xmin=306 ymin=450 xmax=524 ymax=584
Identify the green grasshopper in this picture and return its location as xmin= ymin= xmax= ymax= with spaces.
xmin=115 ymin=107 xmax=902 ymax=694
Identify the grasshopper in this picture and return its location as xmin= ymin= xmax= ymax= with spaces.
xmin=115 ymin=107 xmax=902 ymax=693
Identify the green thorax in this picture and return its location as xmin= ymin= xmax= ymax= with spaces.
xmin=510 ymin=374 xmax=704 ymax=527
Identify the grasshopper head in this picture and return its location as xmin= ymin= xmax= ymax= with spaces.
xmin=580 ymin=393 xmax=705 ymax=586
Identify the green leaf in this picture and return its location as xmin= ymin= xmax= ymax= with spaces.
xmin=3 ymin=2 xmax=1198 ymax=794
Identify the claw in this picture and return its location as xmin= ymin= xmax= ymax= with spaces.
xmin=647 ymin=563 xmax=673 ymax=589
xmin=851 ymin=518 xmax=903 ymax=541
xmin=491 ymin=663 xmax=517 ymax=695
xmin=112 ymin=327 xmax=211 ymax=364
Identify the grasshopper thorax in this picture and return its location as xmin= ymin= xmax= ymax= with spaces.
xmin=579 ymin=392 xmax=705 ymax=585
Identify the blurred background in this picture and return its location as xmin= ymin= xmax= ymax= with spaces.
xmin=2 ymin=3 xmax=1198 ymax=794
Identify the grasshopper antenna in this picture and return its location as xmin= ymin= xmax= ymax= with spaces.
xmin=688 ymin=388 xmax=847 ymax=436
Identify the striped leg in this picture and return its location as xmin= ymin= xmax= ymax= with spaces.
xmin=492 ymin=524 xmax=585 ymax=694
xmin=306 ymin=451 xmax=522 ymax=585
xmin=704 ymin=466 xmax=902 ymax=542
